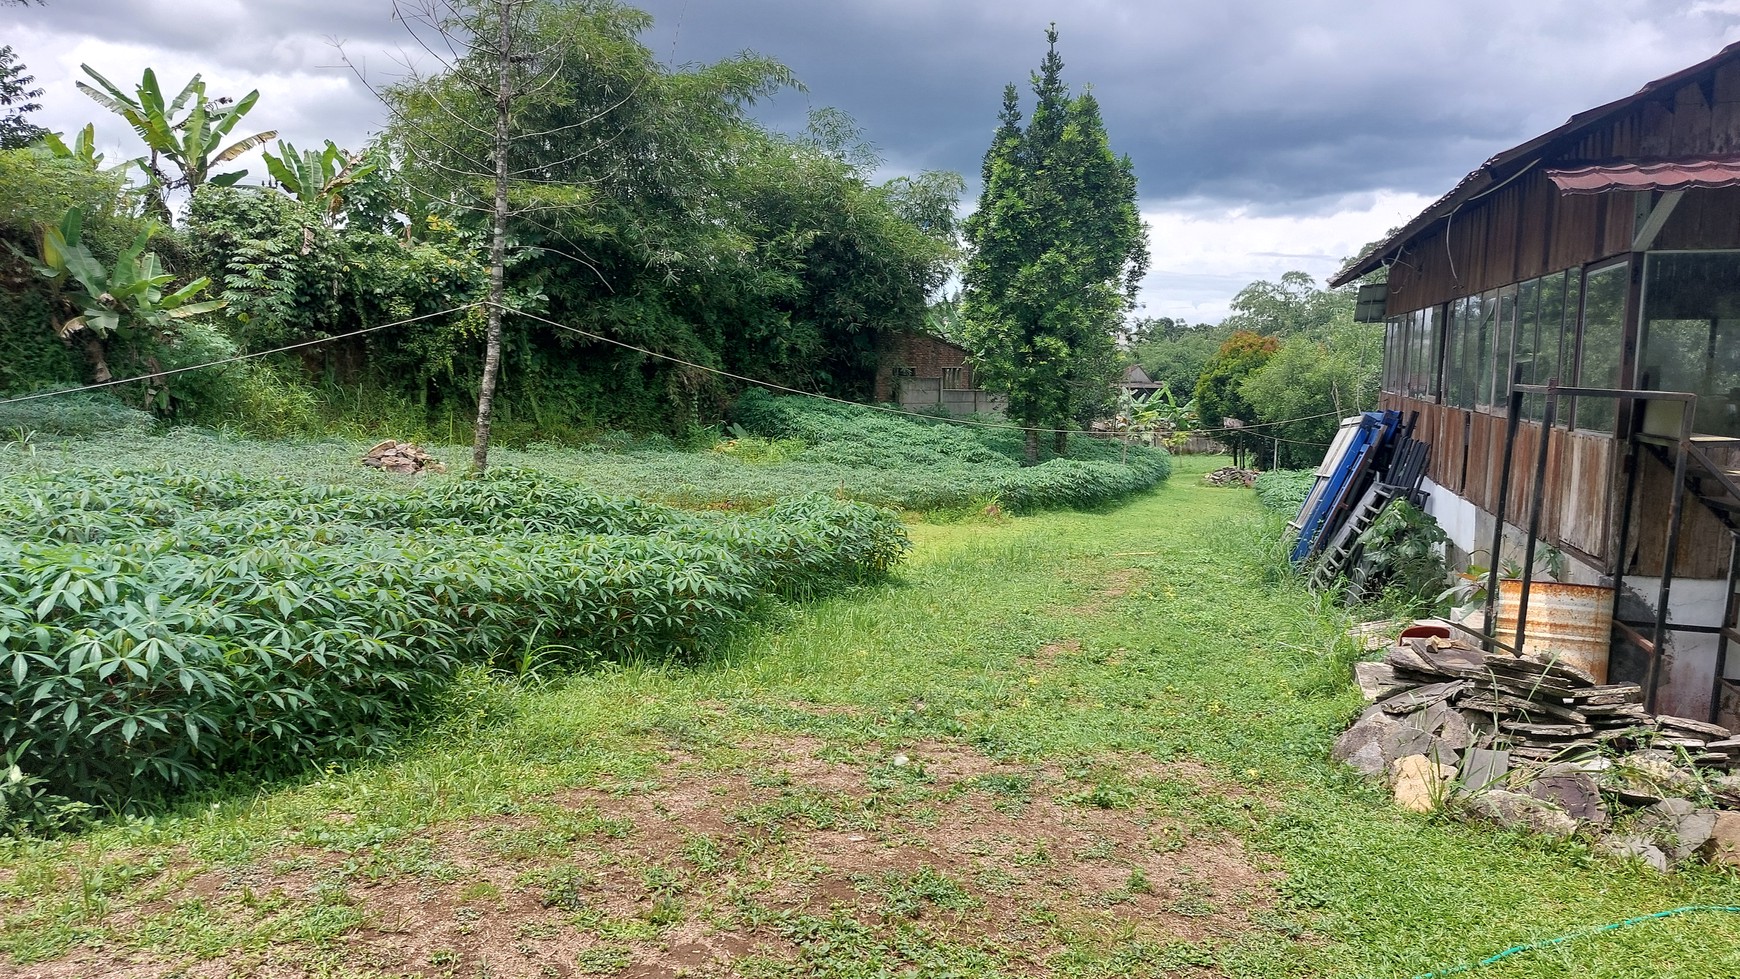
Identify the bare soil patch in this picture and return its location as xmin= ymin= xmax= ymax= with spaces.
xmin=6 ymin=737 xmax=1274 ymax=978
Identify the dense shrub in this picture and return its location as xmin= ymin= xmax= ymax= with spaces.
xmin=731 ymin=390 xmax=1170 ymax=512
xmin=1253 ymin=468 xmax=1315 ymax=514
xmin=0 ymin=468 xmax=907 ymax=819
xmin=0 ymin=393 xmax=155 ymax=438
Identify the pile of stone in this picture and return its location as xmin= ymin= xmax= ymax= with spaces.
xmin=1358 ymin=637 xmax=1740 ymax=767
xmin=361 ymin=440 xmax=447 ymax=475
xmin=1337 ymin=632 xmax=1740 ymax=872
xmin=1203 ymin=466 xmax=1260 ymax=487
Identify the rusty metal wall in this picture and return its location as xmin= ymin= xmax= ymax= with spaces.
xmin=1390 ymin=394 xmax=1619 ymax=567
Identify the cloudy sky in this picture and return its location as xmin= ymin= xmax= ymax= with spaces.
xmin=10 ymin=0 xmax=1740 ymax=320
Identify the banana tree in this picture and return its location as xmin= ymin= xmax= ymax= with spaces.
xmin=41 ymin=124 xmax=114 ymax=170
xmin=262 ymin=139 xmax=377 ymax=223
xmin=75 ymin=65 xmax=276 ymax=220
xmin=15 ymin=206 xmax=225 ymax=383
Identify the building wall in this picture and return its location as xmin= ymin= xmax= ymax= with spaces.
xmin=873 ymin=332 xmax=1004 ymax=417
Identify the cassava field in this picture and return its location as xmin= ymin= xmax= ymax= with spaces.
xmin=1 ymin=416 xmax=1737 ymax=979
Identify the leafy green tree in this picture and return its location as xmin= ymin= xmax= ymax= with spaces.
xmin=0 ymin=46 xmax=45 ymax=150
xmin=377 ymin=0 xmax=958 ymax=441
xmin=961 ymin=25 xmax=1148 ymax=463
xmin=1222 ymin=270 xmax=1350 ymax=338
xmin=1240 ymin=316 xmax=1383 ymax=468
xmin=75 ymin=66 xmax=277 ymax=220
xmin=1194 ymin=330 xmax=1278 ymax=467
xmin=14 ymin=206 xmax=222 ymax=385
xmin=1129 ymin=318 xmax=1235 ymax=400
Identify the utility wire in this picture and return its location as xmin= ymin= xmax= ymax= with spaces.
xmin=0 ymin=304 xmax=484 ymax=408
xmin=2 ymin=296 xmax=1346 ymax=446
xmin=500 ymin=304 xmax=1342 ymax=439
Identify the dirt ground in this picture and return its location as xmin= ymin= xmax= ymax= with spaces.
xmin=13 ymin=735 xmax=1275 ymax=979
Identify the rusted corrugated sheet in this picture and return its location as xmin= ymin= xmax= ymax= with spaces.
xmin=1548 ymin=159 xmax=1740 ymax=195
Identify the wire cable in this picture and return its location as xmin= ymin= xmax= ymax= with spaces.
xmin=0 ymin=303 xmax=484 ymax=408
xmin=2 ymin=294 xmax=1345 ymax=447
xmin=499 ymin=304 xmax=1343 ymax=439
xmin=1410 ymin=905 xmax=1740 ymax=979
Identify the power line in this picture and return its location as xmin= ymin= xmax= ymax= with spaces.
xmin=2 ymin=296 xmax=1347 ymax=450
xmin=499 ymin=304 xmax=1344 ymax=440
xmin=0 ymin=304 xmax=484 ymax=408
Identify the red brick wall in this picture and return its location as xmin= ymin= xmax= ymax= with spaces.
xmin=874 ymin=332 xmax=974 ymax=401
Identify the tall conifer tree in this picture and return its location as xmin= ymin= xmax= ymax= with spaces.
xmin=961 ymin=25 xmax=1148 ymax=463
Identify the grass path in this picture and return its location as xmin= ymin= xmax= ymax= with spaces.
xmin=2 ymin=456 xmax=1737 ymax=978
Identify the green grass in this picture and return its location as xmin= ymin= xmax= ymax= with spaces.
xmin=0 ymin=454 xmax=1735 ymax=978
xmin=0 ymin=389 xmax=1170 ymax=516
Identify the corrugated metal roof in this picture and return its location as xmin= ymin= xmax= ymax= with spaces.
xmin=1547 ymin=158 xmax=1740 ymax=195
xmin=1328 ymin=41 xmax=1740 ymax=287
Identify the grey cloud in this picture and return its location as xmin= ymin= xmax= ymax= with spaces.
xmin=11 ymin=0 xmax=1740 ymax=274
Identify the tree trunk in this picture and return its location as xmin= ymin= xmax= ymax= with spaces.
xmin=1053 ymin=429 xmax=1067 ymax=457
xmin=81 ymin=334 xmax=112 ymax=384
xmin=471 ymin=0 xmax=513 ymax=474
xmin=1023 ymin=427 xmax=1038 ymax=465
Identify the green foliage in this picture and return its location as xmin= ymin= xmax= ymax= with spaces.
xmin=731 ymin=390 xmax=1170 ymax=511
xmin=377 ymin=0 xmax=959 ymax=424
xmin=1194 ymin=331 xmax=1278 ymax=462
xmin=75 ymin=65 xmax=276 ymax=218
xmin=1234 ymin=274 xmax=1381 ymax=468
xmin=1128 ymin=317 xmax=1235 ymax=400
xmin=1253 ymin=468 xmax=1315 ymax=513
xmin=0 ymin=45 xmax=46 ymax=151
xmin=260 ymin=140 xmax=376 ymax=221
xmin=0 ymin=143 xmax=149 ymax=394
xmin=1353 ymin=500 xmax=1450 ymax=615
xmin=0 ymin=466 xmax=908 ymax=815
xmin=960 ymin=27 xmax=1148 ymax=457
xmin=17 ymin=207 xmax=223 ymax=346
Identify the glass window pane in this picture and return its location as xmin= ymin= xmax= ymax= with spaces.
xmin=1423 ymin=305 xmax=1441 ymax=400
xmin=1440 ymin=300 xmax=1454 ymax=403
xmin=1495 ymin=284 xmax=1518 ymax=413
xmin=1536 ymin=272 xmax=1566 ymax=422
xmin=1459 ymin=296 xmax=1479 ymax=408
xmin=1410 ymin=310 xmax=1425 ymax=398
xmin=1640 ymin=251 xmax=1740 ymax=436
xmin=1517 ymin=278 xmax=1540 ymax=419
xmin=1476 ymin=292 xmax=1497 ymax=411
xmin=1576 ymin=262 xmax=1628 ymax=434
xmin=1561 ymin=273 xmax=1581 ymax=428
xmin=1394 ymin=318 xmax=1405 ymax=393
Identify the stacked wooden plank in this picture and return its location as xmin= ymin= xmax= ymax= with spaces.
xmin=361 ymin=440 xmax=447 ymax=475
xmin=1373 ymin=637 xmax=1738 ymax=768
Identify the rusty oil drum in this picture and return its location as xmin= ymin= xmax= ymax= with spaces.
xmin=1494 ymin=579 xmax=1614 ymax=683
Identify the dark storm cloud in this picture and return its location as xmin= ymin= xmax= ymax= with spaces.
xmin=18 ymin=0 xmax=1740 ymax=208
xmin=627 ymin=0 xmax=1740 ymax=208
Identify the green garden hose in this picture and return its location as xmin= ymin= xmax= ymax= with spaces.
xmin=1411 ymin=904 xmax=1740 ymax=978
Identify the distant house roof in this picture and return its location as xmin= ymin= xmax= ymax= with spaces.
xmin=1122 ymin=363 xmax=1162 ymax=390
xmin=1329 ymin=41 xmax=1740 ymax=287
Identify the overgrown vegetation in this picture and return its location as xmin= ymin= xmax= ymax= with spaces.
xmin=732 ymin=390 xmax=1171 ymax=511
xmin=0 ymin=0 xmax=964 ymax=445
xmin=0 ymin=465 xmax=906 ymax=824
xmin=2 ymin=457 xmax=1732 ymax=978
xmin=1253 ymin=467 xmax=1314 ymax=513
